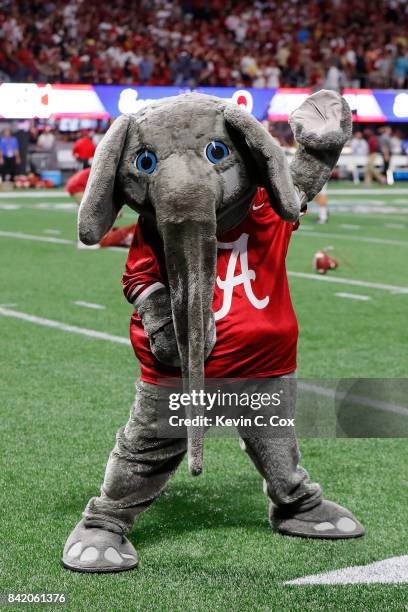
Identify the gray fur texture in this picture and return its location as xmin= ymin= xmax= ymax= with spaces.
xmin=289 ymin=90 xmax=352 ymax=201
xmin=78 ymin=91 xmax=351 ymax=475
xmin=137 ymin=288 xmax=216 ymax=368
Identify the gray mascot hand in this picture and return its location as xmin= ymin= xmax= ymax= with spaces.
xmin=137 ymin=287 xmax=216 ymax=367
xmin=289 ymin=89 xmax=352 ymax=202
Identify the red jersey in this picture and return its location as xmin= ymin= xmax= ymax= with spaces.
xmin=122 ymin=188 xmax=299 ymax=383
xmin=368 ymin=135 xmax=379 ymax=154
xmin=65 ymin=167 xmax=91 ymax=195
xmin=72 ymin=137 xmax=96 ymax=161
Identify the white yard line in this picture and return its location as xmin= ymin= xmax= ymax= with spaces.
xmin=73 ymin=300 xmax=106 ymax=310
xmin=385 ymin=223 xmax=405 ymax=229
xmin=297 ymin=229 xmax=407 ymax=247
xmin=328 ymin=188 xmax=408 ymax=195
xmin=0 ymin=202 xmax=136 ymax=220
xmin=35 ymin=203 xmax=76 ymax=210
xmin=43 ymin=229 xmax=62 ymax=235
xmin=0 ymin=307 xmax=130 ymax=346
xmin=285 ymin=555 xmax=408 ymax=585
xmin=2 ymin=228 xmax=407 ymax=250
xmin=0 ymin=230 xmax=73 ymax=244
xmin=326 ymin=206 xmax=408 ymax=216
xmin=6 ymin=199 xmax=406 ymax=218
xmin=298 ymin=382 xmax=408 ymax=418
xmin=339 ymin=224 xmax=360 ymax=230
xmin=0 ymin=203 xmax=76 ymax=211
xmin=0 ymin=190 xmax=67 ymax=198
xmin=288 ymin=271 xmax=408 ymax=294
xmin=335 ymin=292 xmax=371 ymax=301
xmin=0 ymin=187 xmax=406 ymax=198
xmin=0 ymin=231 xmax=133 ymax=249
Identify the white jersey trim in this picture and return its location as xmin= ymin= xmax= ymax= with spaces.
xmin=134 ymin=282 xmax=166 ymax=308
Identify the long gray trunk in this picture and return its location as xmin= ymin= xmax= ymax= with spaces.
xmin=161 ymin=220 xmax=216 ymax=475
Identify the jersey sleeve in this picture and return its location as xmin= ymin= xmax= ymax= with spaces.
xmin=255 ymin=186 xmax=307 ymax=233
xmin=121 ymin=219 xmax=167 ymax=308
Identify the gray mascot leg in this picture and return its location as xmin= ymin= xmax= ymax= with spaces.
xmin=238 ymin=375 xmax=365 ymax=539
xmin=62 ymin=382 xmax=187 ymax=572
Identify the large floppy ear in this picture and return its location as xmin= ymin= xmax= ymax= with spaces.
xmin=288 ymin=90 xmax=352 ymax=201
xmin=223 ymin=104 xmax=301 ymax=222
xmin=78 ymin=115 xmax=130 ymax=245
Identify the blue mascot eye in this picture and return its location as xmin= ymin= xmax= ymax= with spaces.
xmin=205 ymin=141 xmax=229 ymax=164
xmin=135 ymin=150 xmax=157 ymax=174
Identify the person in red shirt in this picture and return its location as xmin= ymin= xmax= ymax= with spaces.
xmin=364 ymin=129 xmax=386 ymax=185
xmin=66 ymin=167 xmax=136 ymax=249
xmin=65 ymin=167 xmax=91 ymax=204
xmin=72 ymin=131 xmax=96 ymax=169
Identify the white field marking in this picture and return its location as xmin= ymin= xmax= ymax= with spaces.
xmin=288 ymin=271 xmax=408 ymax=295
xmin=0 ymin=203 xmax=21 ymax=209
xmin=35 ymin=203 xmax=76 ymax=210
xmin=1 ymin=305 xmax=407 ymax=419
xmin=328 ymin=198 xmax=408 ymax=207
xmin=0 ymin=203 xmax=76 ymax=212
xmin=0 ymin=201 xmax=136 ymax=220
xmin=385 ymin=223 xmax=405 ymax=229
xmin=322 ymin=205 xmax=408 ymax=216
xmin=0 ymin=190 xmax=66 ymax=198
xmin=0 ymin=230 xmax=73 ymax=244
xmin=0 ymin=187 xmax=388 ymax=198
xmin=285 ymin=555 xmax=408 ymax=585
xmin=73 ymin=300 xmax=106 ymax=310
xmin=335 ymin=292 xmax=371 ymax=301
xmin=2 ymin=226 xmax=407 ymax=253
xmin=298 ymin=382 xmax=408 ymax=418
xmin=328 ymin=188 xmax=408 ymax=195
xmin=0 ymin=307 xmax=130 ymax=346
xmin=0 ymin=230 xmax=129 ymax=253
xmin=0 ymin=303 xmax=18 ymax=307
xmin=339 ymin=224 xmax=360 ymax=230
xmin=43 ymin=229 xmax=62 ymax=235
xmin=322 ymin=199 xmax=387 ymax=206
xmin=356 ymin=212 xmax=408 ymax=220
xmin=297 ymin=229 xmax=407 ymax=247
xmin=13 ymin=196 xmax=402 ymax=218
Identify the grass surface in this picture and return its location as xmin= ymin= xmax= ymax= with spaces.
xmin=0 ymin=184 xmax=407 ymax=610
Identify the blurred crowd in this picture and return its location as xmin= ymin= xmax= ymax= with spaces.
xmin=0 ymin=0 xmax=407 ymax=89
xmin=268 ymin=122 xmax=408 ymax=154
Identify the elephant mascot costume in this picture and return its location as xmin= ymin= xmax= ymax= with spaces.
xmin=63 ymin=91 xmax=364 ymax=573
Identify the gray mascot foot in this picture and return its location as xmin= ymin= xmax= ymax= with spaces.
xmin=270 ymin=500 xmax=365 ymax=539
xmin=62 ymin=519 xmax=138 ymax=573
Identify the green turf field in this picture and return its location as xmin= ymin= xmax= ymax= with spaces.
xmin=0 ymin=184 xmax=407 ymax=610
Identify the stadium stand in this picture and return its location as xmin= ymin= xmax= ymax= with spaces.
xmin=0 ymin=0 xmax=407 ymax=89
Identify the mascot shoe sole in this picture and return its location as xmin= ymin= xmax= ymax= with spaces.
xmin=270 ymin=499 xmax=365 ymax=540
xmin=62 ymin=519 xmax=138 ymax=573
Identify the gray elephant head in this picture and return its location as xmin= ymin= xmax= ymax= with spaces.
xmin=78 ymin=91 xmax=351 ymax=475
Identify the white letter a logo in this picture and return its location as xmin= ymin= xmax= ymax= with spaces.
xmin=214 ymin=233 xmax=269 ymax=321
